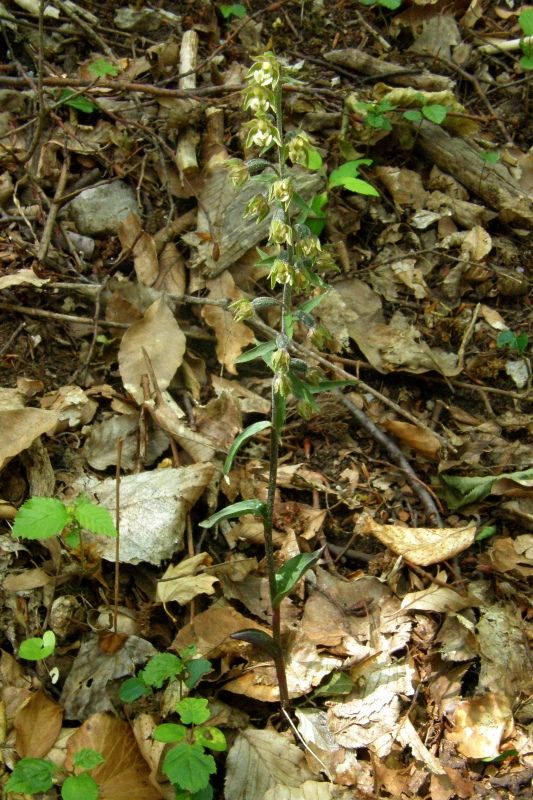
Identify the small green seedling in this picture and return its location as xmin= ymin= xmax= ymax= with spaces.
xmin=19 ymin=629 xmax=56 ymax=661
xmin=518 ymin=9 xmax=533 ymax=70
xmin=359 ymin=0 xmax=402 ymax=10
xmin=88 ymin=58 xmax=119 ymax=78
xmin=497 ymin=329 xmax=529 ymax=356
xmin=218 ymin=3 xmax=247 ymax=18
xmin=120 ymin=648 xmax=213 ymax=703
xmin=5 ymin=748 xmax=104 ymax=800
xmin=12 ymin=495 xmax=116 ymax=548
xmin=403 ymin=103 xmax=448 ymax=125
xmin=154 ymin=696 xmax=227 ymax=799
xmin=59 ymin=89 xmax=97 ymax=114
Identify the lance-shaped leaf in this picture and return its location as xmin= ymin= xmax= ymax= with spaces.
xmin=272 ymin=548 xmax=324 ymax=608
xmin=235 ymin=340 xmax=276 ymax=365
xmin=224 ymin=421 xmax=271 ymax=475
xmin=230 ymin=629 xmax=281 ymax=659
xmin=199 ymin=499 xmax=266 ymax=529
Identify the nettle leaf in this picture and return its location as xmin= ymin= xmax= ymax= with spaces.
xmin=235 ymin=340 xmax=276 ymax=365
xmin=272 ymin=548 xmax=324 ymax=607
xmin=177 ymin=697 xmax=210 ymax=726
xmin=5 ymin=758 xmax=55 ymax=794
xmin=74 ymin=498 xmax=116 ymax=536
xmin=162 ymin=743 xmax=216 ymax=793
xmin=154 ymin=723 xmax=188 ymax=744
xmin=422 ymin=104 xmax=448 ymax=124
xmin=60 ymin=89 xmax=96 ymax=113
xmin=12 ymin=497 xmax=69 ymax=540
xmin=119 ymin=675 xmax=151 ymax=703
xmin=142 ymin=653 xmax=183 ymax=688
xmin=61 ymin=772 xmax=99 ymax=800
xmin=224 ymin=421 xmax=271 ymax=475
xmin=403 ymin=109 xmax=423 ymax=123
xmin=73 ymin=748 xmax=104 ymax=771
xmin=185 ymin=657 xmax=213 ymax=689
xmin=199 ymin=499 xmax=266 ymax=529
xmin=194 ymin=726 xmax=227 ymax=752
xmin=88 ymin=58 xmax=119 ymax=77
xmin=19 ymin=631 xmax=56 ymax=661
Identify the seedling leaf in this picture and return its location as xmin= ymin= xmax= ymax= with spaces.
xmin=176 ymin=697 xmax=210 ymax=725
xmin=119 ymin=676 xmax=151 ymax=702
xmin=235 ymin=340 xmax=276 ymax=364
xmin=153 ymin=723 xmax=188 ymax=743
xmin=272 ymin=548 xmax=324 ymax=607
xmin=13 ymin=497 xmax=69 ymax=539
xmin=141 ymin=653 xmax=183 ymax=688
xmin=61 ymin=772 xmax=99 ymax=800
xmin=519 ymin=9 xmax=533 ymax=36
xmin=162 ymin=743 xmax=216 ymax=793
xmin=199 ymin=499 xmax=266 ymax=529
xmin=219 ymin=3 xmax=247 ymax=19
xmin=19 ymin=631 xmax=56 ymax=661
xmin=422 ymin=104 xmax=448 ymax=124
xmin=194 ymin=726 xmax=227 ymax=752
xmin=74 ymin=497 xmax=116 ymax=536
xmin=224 ymin=421 xmax=271 ymax=475
xmin=59 ymin=89 xmax=96 ymax=113
xmin=73 ymin=749 xmax=105 ymax=771
xmin=88 ymin=58 xmax=119 ymax=77
xmin=185 ymin=657 xmax=213 ymax=689
xmin=5 ymin=758 xmax=55 ymax=794
xmin=403 ymin=109 xmax=423 ymax=123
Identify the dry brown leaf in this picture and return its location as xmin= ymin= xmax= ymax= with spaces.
xmin=446 ymin=693 xmax=513 ymax=759
xmin=382 ymin=419 xmax=441 ymax=460
xmin=171 ymin=606 xmax=269 ymax=661
xmin=0 ymin=269 xmax=48 ymax=289
xmin=156 ymin=553 xmax=219 ymax=604
xmin=358 ymin=512 xmax=476 ymax=566
xmin=153 ymin=241 xmax=186 ymax=296
xmin=118 ymin=297 xmax=186 ymax=403
xmin=401 ymin=584 xmax=478 ymax=614
xmin=0 ymin=408 xmax=59 ymax=471
xmin=118 ymin=213 xmax=159 ymax=287
xmin=144 ymin=394 xmax=216 ymax=462
xmin=3 ymin=568 xmax=52 ymax=592
xmin=15 ymin=689 xmax=63 ymax=758
xmin=65 ymin=712 xmax=163 ymax=799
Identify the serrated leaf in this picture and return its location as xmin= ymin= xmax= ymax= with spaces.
xmin=224 ymin=421 xmax=271 ymax=475
xmin=12 ymin=497 xmax=69 ymax=540
xmin=176 ymin=697 xmax=210 ymax=725
xmin=219 ymin=3 xmax=247 ymax=19
xmin=142 ymin=653 xmax=183 ymax=688
xmin=119 ymin=676 xmax=151 ymax=703
xmin=5 ymin=758 xmax=55 ymax=794
xmin=422 ymin=104 xmax=448 ymax=124
xmin=154 ymin=723 xmax=188 ymax=743
xmin=194 ymin=726 xmax=227 ymax=752
xmin=235 ymin=340 xmax=276 ymax=364
xmin=74 ymin=498 xmax=116 ymax=536
xmin=61 ymin=772 xmax=99 ymax=800
xmin=88 ymin=58 xmax=119 ymax=77
xmin=59 ymin=90 xmax=96 ymax=113
xmin=162 ymin=743 xmax=216 ymax=793
xmin=72 ymin=748 xmax=105 ymax=771
xmin=199 ymin=499 xmax=266 ymax=529
xmin=272 ymin=548 xmax=324 ymax=607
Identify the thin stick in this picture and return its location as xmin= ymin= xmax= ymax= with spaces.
xmin=113 ymin=438 xmax=123 ymax=634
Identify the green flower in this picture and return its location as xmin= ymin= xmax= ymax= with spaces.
xmin=297 ymin=235 xmax=321 ymax=258
xmin=269 ymin=218 xmax=293 ymax=246
xmin=269 ymin=256 xmax=293 ymax=286
xmin=244 ymin=118 xmax=281 ymax=150
xmin=297 ymin=399 xmax=315 ymax=420
xmin=247 ymin=54 xmax=281 ymax=89
xmin=243 ymin=194 xmax=270 ymax=222
xmin=271 ymin=348 xmax=291 ymax=374
xmin=229 ymin=299 xmax=254 ymax=322
xmin=226 ymin=159 xmax=249 ymax=188
xmin=315 ymin=249 xmax=338 ymax=273
xmin=243 ymin=86 xmax=274 ymax=115
xmin=268 ymin=178 xmax=293 ymax=206
xmin=287 ymin=132 xmax=311 ymax=165
xmin=273 ymin=373 xmax=292 ymax=397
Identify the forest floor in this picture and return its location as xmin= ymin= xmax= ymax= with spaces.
xmin=0 ymin=1 xmax=532 ymax=799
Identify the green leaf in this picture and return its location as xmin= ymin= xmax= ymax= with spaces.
xmin=329 ymin=159 xmax=372 ymax=185
xmin=475 ymin=525 xmax=497 ymax=543
xmin=235 ymin=340 xmax=276 ymax=365
xmin=422 ymin=104 xmax=448 ymax=124
xmin=60 ymin=89 xmax=96 ymax=113
xmin=119 ymin=676 xmax=151 ymax=703
xmin=88 ymin=58 xmax=119 ymax=77
xmin=13 ymin=497 xmax=69 ymax=540
xmin=162 ymin=743 xmax=216 ymax=793
xmin=74 ymin=498 xmax=116 ymax=536
xmin=5 ymin=758 xmax=55 ymax=794
xmin=219 ymin=3 xmax=247 ymax=19
xmin=224 ymin=421 xmax=271 ymax=475
xmin=519 ymin=8 xmax=533 ymax=36
xmin=185 ymin=657 xmax=213 ymax=689
xmin=403 ymin=109 xmax=423 ymax=123
xmin=519 ymin=53 xmax=533 ymax=70
xmin=440 ymin=468 xmax=533 ymax=509
xmin=272 ymin=548 xmax=324 ymax=607
xmin=141 ymin=653 xmax=183 ymax=688
xmin=312 ymin=670 xmax=354 ymax=698
xmin=194 ymin=726 xmax=227 ymax=752
xmin=61 ymin=772 xmax=99 ymax=800
xmin=308 ymin=379 xmax=358 ymax=394
xmin=305 ymin=192 xmax=328 ymax=236
xmin=330 ymin=175 xmax=380 ymax=196
xmin=497 ymin=329 xmax=516 ymax=348
xmin=176 ymin=697 xmax=210 ymax=726
xmin=305 ymin=147 xmax=323 ymax=170
xmin=199 ymin=499 xmax=266 ymax=529
xmin=515 ymin=332 xmax=529 ymax=353
xmin=480 ymin=151 xmax=500 ymax=165
xmin=73 ymin=748 xmax=105 ymax=771
xmin=64 ymin=529 xmax=81 ymax=548
xmin=298 ymin=290 xmax=330 ymax=315
xmin=230 ymin=629 xmax=280 ymax=659
xmin=19 ymin=631 xmax=56 ymax=660
xmin=379 ymin=0 xmax=402 ymax=9
xmin=365 ymin=112 xmax=392 ymax=131
xmin=153 ymin=723 xmax=188 ymax=744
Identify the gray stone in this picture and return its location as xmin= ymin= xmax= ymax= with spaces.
xmin=68 ymin=181 xmax=140 ymax=236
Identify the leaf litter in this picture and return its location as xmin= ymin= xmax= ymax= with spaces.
xmin=0 ymin=1 xmax=532 ymax=799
